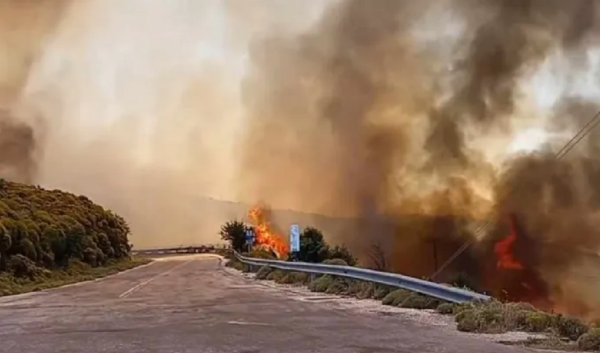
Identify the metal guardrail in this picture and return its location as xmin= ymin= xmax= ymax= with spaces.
xmin=234 ymin=252 xmax=490 ymax=304
xmin=132 ymin=245 xmax=228 ymax=256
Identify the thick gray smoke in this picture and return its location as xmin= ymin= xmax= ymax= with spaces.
xmin=237 ymin=0 xmax=600 ymax=318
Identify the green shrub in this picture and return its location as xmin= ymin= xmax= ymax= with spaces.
xmin=436 ymin=303 xmax=454 ymax=315
xmin=399 ymin=294 xmax=434 ymax=309
xmin=451 ymin=300 xmax=591 ymax=339
xmin=457 ymin=311 xmax=479 ymax=332
xmin=294 ymin=272 xmax=311 ymax=284
xmin=219 ymin=220 xmax=248 ymax=253
xmin=453 ymin=302 xmax=475 ymax=316
xmin=279 ymin=272 xmax=310 ymax=285
xmin=266 ymin=269 xmax=286 ymax=282
xmin=326 ymin=245 xmax=357 ymax=266
xmin=555 ymin=315 xmax=589 ymax=341
xmin=357 ymin=282 xmax=376 ymax=299
xmin=454 ymin=301 xmax=520 ymax=334
xmin=524 ymin=311 xmax=553 ymax=333
xmin=322 ymin=258 xmax=348 ymax=266
xmin=472 ymin=302 xmax=505 ymax=333
xmin=373 ymin=285 xmax=391 ymax=300
xmin=0 ymin=180 xmax=131 ymax=278
xmin=297 ymin=228 xmax=330 ymax=263
xmin=308 ymin=275 xmax=334 ymax=292
xmin=345 ymin=280 xmax=363 ymax=296
xmin=382 ymin=289 xmax=411 ymax=306
xmin=255 ymin=266 xmax=273 ymax=280
xmin=7 ymin=255 xmax=41 ymax=279
xmin=325 ymin=278 xmax=348 ymax=294
xmin=345 ymin=280 xmax=378 ymax=298
xmin=225 ymin=259 xmax=246 ymax=272
xmin=578 ymin=328 xmax=600 ymax=351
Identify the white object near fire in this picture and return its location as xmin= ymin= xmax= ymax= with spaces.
xmin=290 ymin=224 xmax=301 ymax=253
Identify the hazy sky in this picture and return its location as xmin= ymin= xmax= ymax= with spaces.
xmin=12 ymin=0 xmax=600 ymax=203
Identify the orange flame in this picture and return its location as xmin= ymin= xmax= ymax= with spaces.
xmin=248 ymin=206 xmax=289 ymax=258
xmin=494 ymin=215 xmax=523 ymax=270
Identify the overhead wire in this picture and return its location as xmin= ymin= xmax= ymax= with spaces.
xmin=429 ymin=108 xmax=600 ymax=280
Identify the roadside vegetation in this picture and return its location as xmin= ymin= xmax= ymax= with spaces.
xmin=0 ymin=179 xmax=142 ymax=296
xmin=221 ymin=219 xmax=600 ymax=352
xmin=220 ymin=220 xmax=356 ymax=265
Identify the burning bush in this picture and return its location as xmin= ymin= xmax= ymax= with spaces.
xmin=248 ymin=206 xmax=289 ymax=258
xmin=220 ymin=205 xmax=359 ymax=264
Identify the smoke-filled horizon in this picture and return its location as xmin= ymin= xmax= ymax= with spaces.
xmin=236 ymin=0 xmax=600 ymax=320
xmin=2 ymin=0 xmax=600 ymax=318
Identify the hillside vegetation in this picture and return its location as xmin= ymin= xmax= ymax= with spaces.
xmin=0 ymin=179 xmax=142 ymax=295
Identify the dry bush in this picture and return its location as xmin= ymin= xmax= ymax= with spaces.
xmin=308 ymin=274 xmax=334 ymax=292
xmin=399 ymin=293 xmax=439 ymax=309
xmin=373 ymin=285 xmax=391 ymax=300
xmin=453 ymin=300 xmax=590 ymax=341
xmin=325 ymin=278 xmax=348 ymax=294
xmin=436 ymin=302 xmax=455 ymax=315
xmin=382 ymin=289 xmax=411 ymax=306
xmin=322 ymin=258 xmax=348 ymax=266
xmin=255 ymin=266 xmax=273 ymax=280
xmin=577 ymin=328 xmax=600 ymax=351
xmin=266 ymin=269 xmax=286 ymax=282
xmin=279 ymin=271 xmax=310 ymax=285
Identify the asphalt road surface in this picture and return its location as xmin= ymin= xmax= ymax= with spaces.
xmin=0 ymin=255 xmax=534 ymax=353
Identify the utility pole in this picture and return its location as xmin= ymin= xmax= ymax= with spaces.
xmin=432 ymin=238 xmax=438 ymax=274
xmin=428 ymin=237 xmax=438 ymax=276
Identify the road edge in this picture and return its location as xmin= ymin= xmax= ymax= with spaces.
xmin=0 ymin=258 xmax=158 ymax=302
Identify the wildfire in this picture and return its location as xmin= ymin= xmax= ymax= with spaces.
xmin=491 ymin=215 xmax=552 ymax=309
xmin=494 ymin=214 xmax=524 ymax=270
xmin=248 ymin=206 xmax=289 ymax=258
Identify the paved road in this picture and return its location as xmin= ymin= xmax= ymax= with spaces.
xmin=0 ymin=255 xmax=533 ymax=353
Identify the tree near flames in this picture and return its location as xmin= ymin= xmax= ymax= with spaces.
xmin=219 ymin=220 xmax=248 ymax=253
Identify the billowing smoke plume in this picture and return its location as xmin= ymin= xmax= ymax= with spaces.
xmin=237 ymin=0 xmax=600 ymax=318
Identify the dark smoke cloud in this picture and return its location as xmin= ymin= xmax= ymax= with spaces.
xmin=238 ymin=0 xmax=430 ymax=214
xmin=426 ymin=0 xmax=597 ymax=173
xmin=0 ymin=111 xmax=37 ymax=183
xmin=0 ymin=0 xmax=71 ymax=183
xmin=238 ymin=0 xmax=435 ymax=259
xmin=237 ymin=0 xmax=600 ymax=318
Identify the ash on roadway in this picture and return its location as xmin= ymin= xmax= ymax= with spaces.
xmin=0 ymin=255 xmax=533 ymax=353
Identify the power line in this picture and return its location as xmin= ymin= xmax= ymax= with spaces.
xmin=429 ymin=108 xmax=600 ymax=280
xmin=554 ymin=109 xmax=600 ymax=160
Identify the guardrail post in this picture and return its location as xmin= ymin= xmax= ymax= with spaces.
xmin=310 ymin=273 xmax=316 ymax=282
